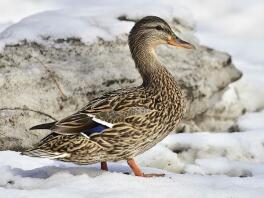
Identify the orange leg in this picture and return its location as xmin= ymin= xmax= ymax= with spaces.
xmin=127 ymin=158 xmax=144 ymax=176
xmin=101 ymin=161 xmax=108 ymax=171
xmin=127 ymin=158 xmax=165 ymax=177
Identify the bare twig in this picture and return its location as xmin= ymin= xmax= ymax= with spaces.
xmin=0 ymin=107 xmax=57 ymax=121
xmin=34 ymin=56 xmax=67 ymax=99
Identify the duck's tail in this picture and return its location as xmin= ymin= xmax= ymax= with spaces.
xmin=30 ymin=122 xmax=56 ymax=130
xmin=22 ymin=149 xmax=70 ymax=159
xmin=21 ymin=133 xmax=70 ymax=159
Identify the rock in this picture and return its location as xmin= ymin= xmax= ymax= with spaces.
xmin=0 ymin=24 xmax=242 ymax=151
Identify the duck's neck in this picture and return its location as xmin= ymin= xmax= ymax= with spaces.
xmin=129 ymin=42 xmax=173 ymax=87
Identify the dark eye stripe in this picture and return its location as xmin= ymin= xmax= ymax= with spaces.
xmin=155 ymin=25 xmax=163 ymax=31
xmin=144 ymin=26 xmax=170 ymax=34
xmin=155 ymin=26 xmax=172 ymax=34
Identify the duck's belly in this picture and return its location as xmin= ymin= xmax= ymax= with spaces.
xmin=105 ymin=119 xmax=180 ymax=161
xmin=61 ymin=126 xmax=174 ymax=164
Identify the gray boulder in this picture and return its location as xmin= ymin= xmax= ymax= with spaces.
xmin=0 ymin=25 xmax=242 ymax=151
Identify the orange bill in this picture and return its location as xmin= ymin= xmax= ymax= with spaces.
xmin=167 ymin=35 xmax=195 ymax=49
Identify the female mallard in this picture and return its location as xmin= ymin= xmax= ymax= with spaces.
xmin=23 ymin=16 xmax=194 ymax=177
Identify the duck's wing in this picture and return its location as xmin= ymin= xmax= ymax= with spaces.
xmin=31 ymin=87 xmax=153 ymax=136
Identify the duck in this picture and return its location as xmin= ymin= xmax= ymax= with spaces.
xmin=23 ymin=16 xmax=195 ymax=177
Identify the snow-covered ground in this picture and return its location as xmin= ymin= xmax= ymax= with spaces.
xmin=1 ymin=150 xmax=264 ymax=198
xmin=1 ymin=120 xmax=264 ymax=198
xmin=0 ymin=0 xmax=264 ymax=197
xmin=1 ymin=116 xmax=264 ymax=197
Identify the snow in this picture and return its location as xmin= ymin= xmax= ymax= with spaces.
xmin=1 ymin=0 xmax=264 ymax=197
xmin=138 ymin=130 xmax=264 ymax=176
xmin=238 ymin=110 xmax=264 ymax=131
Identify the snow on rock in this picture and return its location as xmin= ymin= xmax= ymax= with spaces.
xmin=207 ymin=61 xmax=264 ymax=131
xmin=0 ymin=0 xmax=194 ymax=50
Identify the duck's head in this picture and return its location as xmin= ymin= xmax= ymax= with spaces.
xmin=129 ymin=16 xmax=195 ymax=50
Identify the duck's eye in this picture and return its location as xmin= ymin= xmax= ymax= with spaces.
xmin=155 ymin=25 xmax=163 ymax=31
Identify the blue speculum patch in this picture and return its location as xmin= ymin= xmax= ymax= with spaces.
xmin=82 ymin=124 xmax=108 ymax=136
xmin=89 ymin=125 xmax=108 ymax=132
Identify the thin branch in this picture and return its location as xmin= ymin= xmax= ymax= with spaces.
xmin=34 ymin=56 xmax=67 ymax=99
xmin=0 ymin=107 xmax=57 ymax=121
